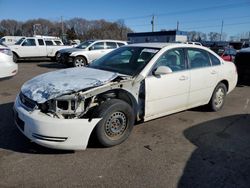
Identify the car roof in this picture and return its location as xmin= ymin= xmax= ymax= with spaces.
xmin=128 ymin=43 xmax=176 ymax=48
xmin=93 ymin=39 xmax=127 ymax=43
xmin=127 ymin=42 xmax=208 ymax=49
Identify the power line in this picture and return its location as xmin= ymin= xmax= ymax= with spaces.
xmin=156 ymin=1 xmax=250 ymax=17
xmin=122 ymin=1 xmax=250 ymax=22
xmin=182 ymin=21 xmax=250 ymax=30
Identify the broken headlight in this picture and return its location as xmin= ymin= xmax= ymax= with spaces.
xmin=39 ymin=94 xmax=85 ymax=118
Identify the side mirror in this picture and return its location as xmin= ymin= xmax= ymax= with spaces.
xmin=89 ymin=46 xmax=93 ymax=51
xmin=154 ymin=66 xmax=172 ymax=76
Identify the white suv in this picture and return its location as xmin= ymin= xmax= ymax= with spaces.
xmin=57 ymin=40 xmax=127 ymax=67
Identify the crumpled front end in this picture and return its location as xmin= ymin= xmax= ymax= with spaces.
xmin=14 ymin=66 xmax=138 ymax=150
xmin=14 ymin=94 xmax=101 ymax=150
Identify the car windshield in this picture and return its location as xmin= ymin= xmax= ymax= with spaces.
xmin=89 ymin=46 xmax=160 ymax=76
xmin=15 ymin=38 xmax=25 ymax=45
xmin=76 ymin=40 xmax=95 ymax=49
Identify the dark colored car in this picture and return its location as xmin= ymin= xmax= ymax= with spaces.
xmin=234 ymin=48 xmax=250 ymax=85
xmin=217 ymin=47 xmax=237 ymax=62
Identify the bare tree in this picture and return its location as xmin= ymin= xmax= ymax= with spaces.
xmin=208 ymin=32 xmax=221 ymax=41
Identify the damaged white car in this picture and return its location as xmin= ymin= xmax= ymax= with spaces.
xmin=14 ymin=43 xmax=238 ymax=150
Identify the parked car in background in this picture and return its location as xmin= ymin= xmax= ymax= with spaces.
xmin=0 ymin=44 xmax=18 ymax=79
xmin=8 ymin=36 xmax=72 ymax=62
xmin=185 ymin=42 xmax=202 ymax=46
xmin=234 ymin=47 xmax=250 ymax=84
xmin=217 ymin=47 xmax=237 ymax=62
xmin=57 ymin=40 xmax=127 ymax=67
xmin=0 ymin=36 xmax=24 ymax=46
xmin=14 ymin=43 xmax=237 ymax=150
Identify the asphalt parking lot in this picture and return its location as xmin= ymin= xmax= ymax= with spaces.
xmin=0 ymin=61 xmax=250 ymax=188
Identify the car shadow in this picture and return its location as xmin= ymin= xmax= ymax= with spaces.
xmin=0 ymin=102 xmax=74 ymax=154
xmin=37 ymin=62 xmax=68 ymax=69
xmin=237 ymin=82 xmax=250 ymax=87
xmin=178 ymin=114 xmax=250 ymax=188
xmin=17 ymin=58 xmax=52 ymax=63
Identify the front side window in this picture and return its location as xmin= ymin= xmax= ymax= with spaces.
xmin=154 ymin=48 xmax=186 ymax=72
xmin=22 ymin=39 xmax=36 ymax=46
xmin=187 ymin=49 xmax=211 ymax=69
xmin=89 ymin=46 xmax=159 ymax=76
xmin=15 ymin=38 xmax=25 ymax=45
xmin=76 ymin=40 xmax=94 ymax=49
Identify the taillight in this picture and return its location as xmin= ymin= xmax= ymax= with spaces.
xmin=0 ymin=48 xmax=13 ymax=56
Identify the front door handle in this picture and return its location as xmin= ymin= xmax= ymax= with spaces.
xmin=211 ymin=70 xmax=217 ymax=75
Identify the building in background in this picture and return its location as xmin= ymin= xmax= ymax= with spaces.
xmin=127 ymin=30 xmax=188 ymax=43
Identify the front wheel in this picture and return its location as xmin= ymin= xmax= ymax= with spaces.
xmin=13 ymin=53 xmax=18 ymax=63
xmin=209 ymin=83 xmax=227 ymax=111
xmin=93 ymin=99 xmax=135 ymax=147
xmin=73 ymin=56 xmax=87 ymax=67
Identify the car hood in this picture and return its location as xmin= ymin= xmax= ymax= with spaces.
xmin=21 ymin=67 xmax=118 ymax=103
xmin=60 ymin=47 xmax=86 ymax=53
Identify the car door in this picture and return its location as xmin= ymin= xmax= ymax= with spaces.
xmin=144 ymin=48 xmax=190 ymax=119
xmin=187 ymin=48 xmax=218 ymax=108
xmin=106 ymin=42 xmax=118 ymax=53
xmin=18 ymin=38 xmax=38 ymax=57
xmin=37 ymin=39 xmax=47 ymax=57
xmin=87 ymin=42 xmax=105 ymax=62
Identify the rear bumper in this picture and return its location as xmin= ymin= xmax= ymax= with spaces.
xmin=13 ymin=96 xmax=101 ymax=150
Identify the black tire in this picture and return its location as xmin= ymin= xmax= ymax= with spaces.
xmin=93 ymin=99 xmax=135 ymax=147
xmin=13 ymin=53 xmax=18 ymax=63
xmin=73 ymin=56 xmax=87 ymax=67
xmin=209 ymin=83 xmax=227 ymax=111
xmin=55 ymin=52 xmax=61 ymax=62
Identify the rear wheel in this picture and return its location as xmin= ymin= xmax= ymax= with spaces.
xmin=73 ymin=56 xmax=87 ymax=67
xmin=209 ymin=83 xmax=227 ymax=111
xmin=93 ymin=99 xmax=135 ymax=147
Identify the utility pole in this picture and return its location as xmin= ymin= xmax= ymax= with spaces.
xmin=177 ymin=21 xmax=179 ymax=31
xmin=220 ymin=20 xmax=224 ymax=41
xmin=61 ymin=16 xmax=64 ymax=39
xmin=151 ymin=15 xmax=154 ymax=32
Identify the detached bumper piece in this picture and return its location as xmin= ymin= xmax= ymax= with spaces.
xmin=32 ymin=133 xmax=68 ymax=142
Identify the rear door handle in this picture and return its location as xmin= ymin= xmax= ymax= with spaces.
xmin=179 ymin=75 xmax=188 ymax=81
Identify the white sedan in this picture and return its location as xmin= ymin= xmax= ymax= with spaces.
xmin=0 ymin=44 xmax=18 ymax=79
xmin=14 ymin=43 xmax=237 ymax=150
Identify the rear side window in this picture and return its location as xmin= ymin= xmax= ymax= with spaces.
xmin=187 ymin=49 xmax=211 ymax=69
xmin=38 ymin=39 xmax=44 ymax=46
xmin=106 ymin=42 xmax=117 ymax=49
xmin=209 ymin=53 xmax=221 ymax=66
xmin=45 ymin=41 xmax=54 ymax=46
xmin=54 ymin=40 xmax=63 ymax=45
xmin=91 ymin=42 xmax=105 ymax=50
xmin=117 ymin=42 xmax=125 ymax=47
